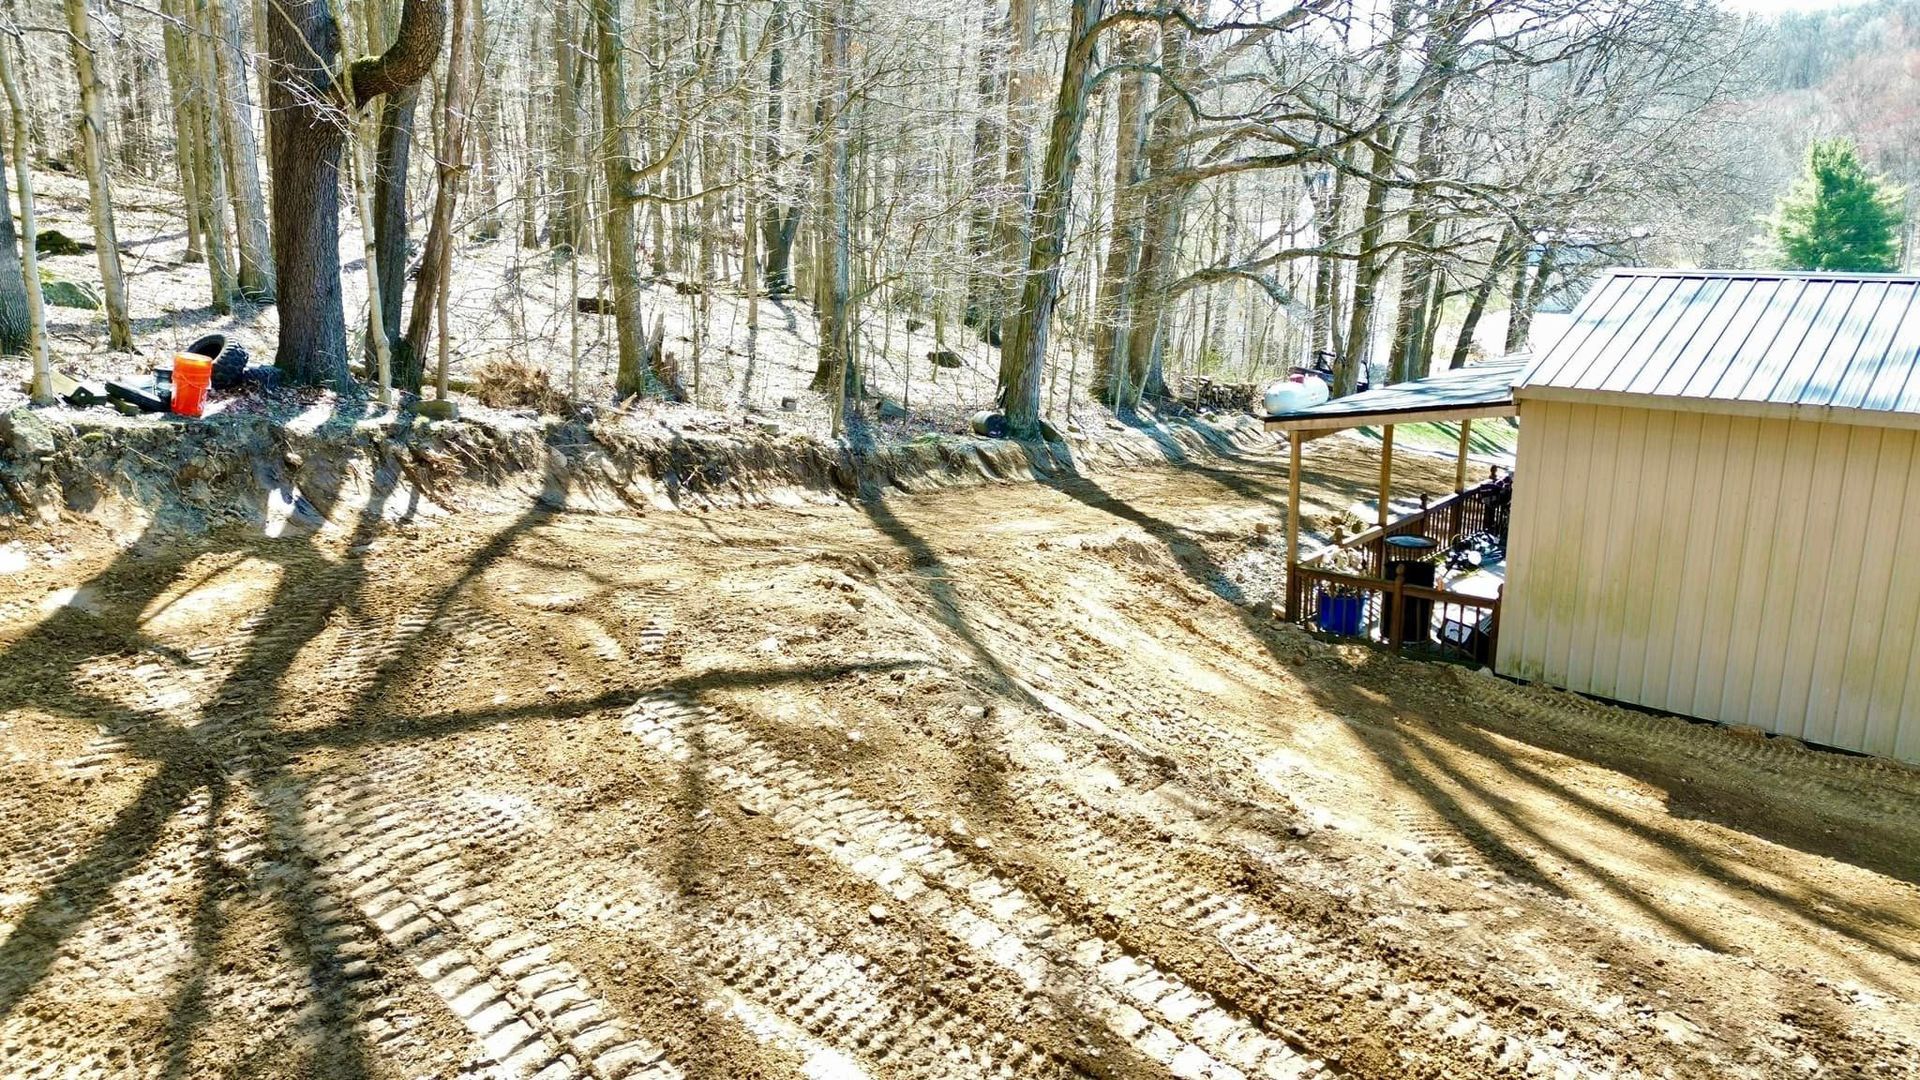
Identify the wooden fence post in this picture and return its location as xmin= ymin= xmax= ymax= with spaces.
xmin=1387 ymin=564 xmax=1407 ymax=652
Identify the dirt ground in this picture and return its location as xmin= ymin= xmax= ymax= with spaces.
xmin=3 ymin=439 xmax=1919 ymax=1080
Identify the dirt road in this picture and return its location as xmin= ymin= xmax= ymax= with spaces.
xmin=3 ymin=442 xmax=1918 ymax=1079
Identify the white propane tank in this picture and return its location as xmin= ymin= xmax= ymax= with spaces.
xmin=1263 ymin=374 xmax=1330 ymax=416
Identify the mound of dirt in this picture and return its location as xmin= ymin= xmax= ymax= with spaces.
xmin=0 ymin=391 xmax=1275 ymax=544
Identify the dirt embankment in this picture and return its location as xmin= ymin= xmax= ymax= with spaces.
xmin=0 ymin=395 xmax=1272 ymax=543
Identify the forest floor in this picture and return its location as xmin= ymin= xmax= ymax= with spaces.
xmin=3 ymin=430 xmax=1918 ymax=1080
xmin=7 ymin=169 xmax=1141 ymax=441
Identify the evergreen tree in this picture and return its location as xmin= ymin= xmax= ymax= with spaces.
xmin=1773 ymin=138 xmax=1906 ymax=272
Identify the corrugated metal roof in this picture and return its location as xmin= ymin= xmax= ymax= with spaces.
xmin=1516 ymin=269 xmax=1920 ymax=418
xmin=1265 ymin=356 xmax=1527 ymax=428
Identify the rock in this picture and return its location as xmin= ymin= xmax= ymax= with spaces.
xmin=417 ymin=399 xmax=459 ymax=421
xmin=875 ymin=395 xmax=908 ymax=420
xmin=0 ymin=408 xmax=56 ymax=458
xmin=905 ymin=318 xmax=925 ymax=333
xmin=927 ymin=349 xmax=964 ymax=369
xmin=779 ymin=397 xmax=798 ymax=412
xmin=34 ymin=230 xmax=92 ymax=256
xmin=41 ymin=278 xmax=101 ymax=310
xmin=868 ymin=904 xmax=889 ymax=923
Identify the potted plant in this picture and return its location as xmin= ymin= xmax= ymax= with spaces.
xmin=1316 ymin=547 xmax=1372 ymax=636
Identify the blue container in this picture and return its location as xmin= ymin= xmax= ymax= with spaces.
xmin=1317 ymin=592 xmax=1366 ymax=636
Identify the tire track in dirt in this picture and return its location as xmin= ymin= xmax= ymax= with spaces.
xmin=301 ymin=769 xmax=682 ymax=1080
xmin=301 ymin=719 xmax=1077 ymax=1080
xmin=1026 ymin=805 xmax=1609 ymax=1077
xmin=547 ymin=859 xmax=1069 ymax=1080
xmin=620 ymin=690 xmax=1335 ymax=1080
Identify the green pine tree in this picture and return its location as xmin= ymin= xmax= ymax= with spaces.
xmin=1773 ymin=138 xmax=1906 ymax=272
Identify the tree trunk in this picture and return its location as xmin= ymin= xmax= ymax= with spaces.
xmin=266 ymin=0 xmax=444 ymax=386
xmin=372 ymin=86 xmax=420 ymax=385
xmin=1388 ymin=112 xmax=1442 ymax=383
xmin=1450 ymin=226 xmax=1516 ymax=368
xmin=65 ymin=0 xmax=134 ymax=350
xmin=1507 ymin=242 xmax=1554 ymax=353
xmin=593 ymin=0 xmax=651 ymax=399
xmin=1091 ymin=24 xmax=1149 ymax=408
xmin=811 ymin=0 xmax=856 ymax=428
xmin=190 ymin=0 xmax=238 ymax=315
xmin=760 ymin=0 xmax=800 ymax=293
xmin=208 ymin=0 xmax=274 ymax=300
xmin=403 ymin=0 xmax=475 ymax=398
xmin=161 ymin=11 xmax=206 ymax=264
xmin=1123 ymin=8 xmax=1200 ymax=400
xmin=0 ymin=45 xmax=48 ymax=397
xmin=987 ymin=0 xmax=1038 ymax=361
xmin=997 ymin=0 xmax=1103 ymax=437
xmin=0 ymin=132 xmax=28 ymax=359
xmin=550 ymin=0 xmax=584 ymax=251
xmin=1335 ymin=0 xmax=1410 ymax=397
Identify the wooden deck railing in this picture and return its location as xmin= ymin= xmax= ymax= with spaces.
xmin=1300 ymin=470 xmax=1512 ymax=579
xmin=1285 ymin=472 xmax=1511 ymax=663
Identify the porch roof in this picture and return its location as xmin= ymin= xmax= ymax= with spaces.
xmin=1263 ymin=356 xmax=1527 ymax=432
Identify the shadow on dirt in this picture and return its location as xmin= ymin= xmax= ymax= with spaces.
xmin=1039 ymin=463 xmax=1920 ymax=986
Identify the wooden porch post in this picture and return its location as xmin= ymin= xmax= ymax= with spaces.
xmin=1285 ymin=434 xmax=1302 ymax=621
xmin=1378 ymin=424 xmax=1395 ymax=528
xmin=1455 ymin=418 xmax=1472 ymax=493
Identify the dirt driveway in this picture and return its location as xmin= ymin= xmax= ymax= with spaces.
xmin=3 ymin=441 xmax=1917 ymax=1079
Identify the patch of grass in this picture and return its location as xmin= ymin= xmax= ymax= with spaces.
xmin=1357 ymin=417 xmax=1518 ymax=458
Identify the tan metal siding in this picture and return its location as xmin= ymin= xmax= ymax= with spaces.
xmin=1497 ymin=401 xmax=1920 ymax=762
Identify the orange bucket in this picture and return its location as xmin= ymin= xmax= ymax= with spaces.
xmin=171 ymin=354 xmax=212 ymax=417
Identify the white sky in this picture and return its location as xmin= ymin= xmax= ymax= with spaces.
xmin=1718 ymin=0 xmax=1869 ymax=13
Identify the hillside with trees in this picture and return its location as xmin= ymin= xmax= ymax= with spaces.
xmin=0 ymin=0 xmax=1764 ymax=429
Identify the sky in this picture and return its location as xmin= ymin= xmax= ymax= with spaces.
xmin=1720 ymin=0 xmax=1870 ymax=13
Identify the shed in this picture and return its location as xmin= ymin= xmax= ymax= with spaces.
xmin=1500 ymin=269 xmax=1920 ymax=761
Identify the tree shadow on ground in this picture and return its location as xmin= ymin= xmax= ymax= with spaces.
xmin=1039 ymin=466 xmax=1920 ymax=985
xmin=0 ymin=429 xmax=596 ymax=1075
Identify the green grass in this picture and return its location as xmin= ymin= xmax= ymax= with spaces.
xmin=1355 ymin=417 xmax=1518 ymax=458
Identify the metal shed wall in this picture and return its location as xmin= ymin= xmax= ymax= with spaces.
xmin=1497 ymin=398 xmax=1920 ymax=762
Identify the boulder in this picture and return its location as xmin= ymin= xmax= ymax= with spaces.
xmin=417 ymin=398 xmax=459 ymax=421
xmin=41 ymin=278 xmax=101 ymax=310
xmin=927 ymin=349 xmax=964 ymax=369
xmin=0 ymin=408 xmax=56 ymax=459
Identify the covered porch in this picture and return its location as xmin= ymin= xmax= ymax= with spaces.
xmin=1265 ymin=359 xmax=1524 ymax=661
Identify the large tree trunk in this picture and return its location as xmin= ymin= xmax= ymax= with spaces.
xmin=266 ymin=0 xmax=444 ymax=387
xmin=65 ymin=0 xmax=134 ymax=350
xmin=997 ymin=0 xmax=1104 ymax=437
xmin=1090 ymin=24 xmax=1150 ymax=409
